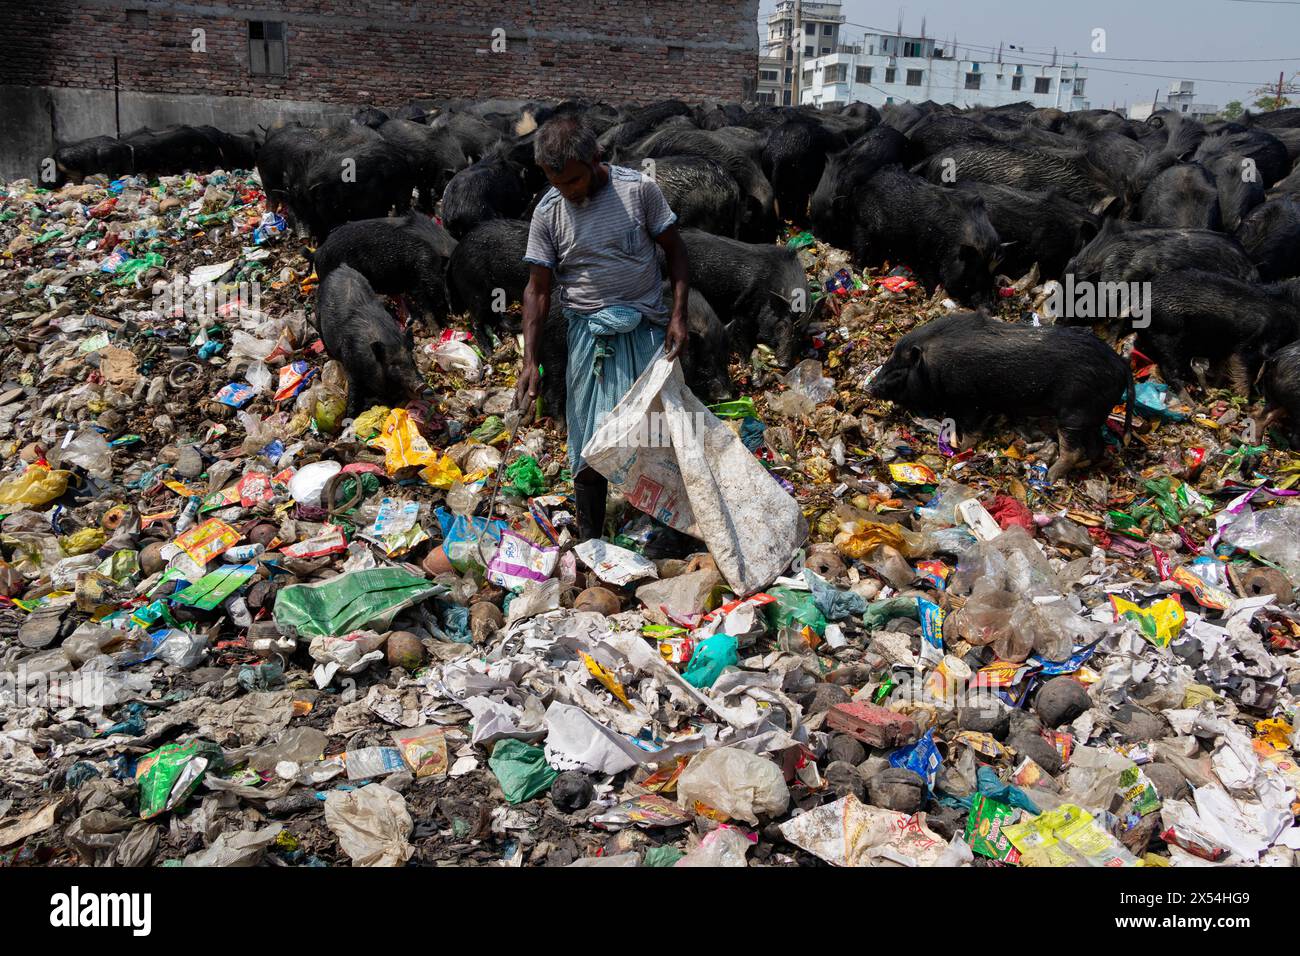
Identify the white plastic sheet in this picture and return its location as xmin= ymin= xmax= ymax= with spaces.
xmin=583 ymin=357 xmax=806 ymax=596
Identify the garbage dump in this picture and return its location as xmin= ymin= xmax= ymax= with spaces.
xmin=2 ymin=102 xmax=1300 ymax=873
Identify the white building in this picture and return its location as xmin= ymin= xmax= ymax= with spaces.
xmin=799 ymin=32 xmax=1091 ymax=112
xmin=758 ymin=1 xmax=854 ymax=106
xmin=1127 ymin=81 xmax=1221 ymax=121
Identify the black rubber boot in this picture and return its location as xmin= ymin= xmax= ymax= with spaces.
xmin=574 ymin=470 xmax=608 ymax=542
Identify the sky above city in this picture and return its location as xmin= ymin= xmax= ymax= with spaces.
xmin=757 ymin=0 xmax=1300 ymax=111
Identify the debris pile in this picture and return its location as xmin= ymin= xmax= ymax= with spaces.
xmin=1 ymin=171 xmax=1298 ymax=868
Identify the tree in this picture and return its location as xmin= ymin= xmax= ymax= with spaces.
xmin=1251 ymin=72 xmax=1299 ymax=112
xmin=1253 ymin=94 xmax=1293 ymax=112
xmin=1222 ymin=100 xmax=1243 ymax=120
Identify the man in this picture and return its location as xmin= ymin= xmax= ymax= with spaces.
xmin=515 ymin=115 xmax=690 ymax=542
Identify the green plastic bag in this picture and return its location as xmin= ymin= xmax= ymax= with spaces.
xmin=470 ymin=415 xmax=506 ymax=443
xmin=644 ymin=845 xmax=684 ymax=867
xmin=506 ymin=455 xmax=548 ymax=496
xmin=273 ymin=567 xmax=446 ymax=638
xmin=764 ymin=585 xmax=827 ymax=636
xmin=861 ymin=596 xmax=922 ymax=630
xmin=682 ymin=634 xmax=738 ymax=688
xmin=707 ymin=397 xmax=757 ymax=420
xmin=488 ymin=739 xmax=557 ymax=804
xmin=135 ymin=739 xmax=223 ymax=819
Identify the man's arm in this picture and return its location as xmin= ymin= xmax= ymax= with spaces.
xmin=515 ymin=263 xmax=553 ymax=420
xmin=655 ymin=224 xmax=689 ymax=361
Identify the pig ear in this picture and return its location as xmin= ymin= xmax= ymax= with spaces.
xmin=832 ymin=195 xmax=850 ymax=219
xmin=1091 ymin=195 xmax=1120 ymax=218
xmin=905 ymin=344 xmax=923 ymax=367
xmin=1078 ymin=219 xmax=1101 ymax=244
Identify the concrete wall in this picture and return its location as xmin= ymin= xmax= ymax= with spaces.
xmin=0 ymin=87 xmax=355 ymax=181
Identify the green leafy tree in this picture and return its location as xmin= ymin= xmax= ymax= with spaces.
xmin=1222 ymin=100 xmax=1243 ymax=120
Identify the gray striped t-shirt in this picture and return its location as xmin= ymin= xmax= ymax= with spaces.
xmin=523 ymin=165 xmax=677 ymax=322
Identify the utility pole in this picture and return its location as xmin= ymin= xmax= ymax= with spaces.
xmin=792 ymin=0 xmax=802 ymax=107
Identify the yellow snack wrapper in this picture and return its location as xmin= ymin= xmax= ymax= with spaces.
xmin=888 ymin=462 xmax=939 ymax=485
xmin=369 ymin=408 xmax=438 ymax=475
xmin=175 ymin=517 xmax=240 ymax=564
xmin=1109 ymin=595 xmax=1185 ymax=649
xmin=419 ymin=455 xmax=464 ymax=490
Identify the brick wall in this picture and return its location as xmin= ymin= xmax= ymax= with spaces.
xmin=1 ymin=0 xmax=760 ymax=105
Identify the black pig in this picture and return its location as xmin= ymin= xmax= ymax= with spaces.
xmin=314 ymin=265 xmax=426 ymax=417
xmin=869 ymin=311 xmax=1133 ymax=480
xmin=310 ymin=212 xmax=457 ymax=330
xmin=677 ymin=228 xmax=819 ymax=367
xmin=840 ymin=165 xmax=1002 ymax=307
xmin=1138 ymin=271 xmax=1300 ymax=396
xmin=445 ymin=218 xmax=531 ymax=349
xmin=1263 ymin=341 xmax=1300 ymax=447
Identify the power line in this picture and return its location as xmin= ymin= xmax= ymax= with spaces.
xmin=836 ymin=19 xmax=1292 ymax=87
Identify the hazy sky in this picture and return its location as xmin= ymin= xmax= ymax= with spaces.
xmin=758 ymin=0 xmax=1300 ymax=110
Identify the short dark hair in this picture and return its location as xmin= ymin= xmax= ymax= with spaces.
xmin=534 ymin=115 xmax=598 ymax=172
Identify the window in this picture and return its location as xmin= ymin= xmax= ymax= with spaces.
xmin=885 ymin=67 xmax=896 ymax=83
xmin=821 ymin=47 xmax=831 ymax=55
xmin=825 ymin=64 xmax=847 ymax=83
xmin=805 ymin=22 xmax=815 ymax=35
xmin=906 ymin=69 xmax=923 ymax=86
xmin=248 ymin=20 xmax=286 ymax=76
xmin=760 ymin=69 xmax=780 ymax=82
xmin=903 ymin=41 xmax=923 ymax=57
xmin=783 ymin=90 xmax=792 ymax=105
xmin=823 ymin=24 xmax=834 ymax=36
xmin=785 ymin=68 xmax=793 ymax=82
xmin=1011 ymin=75 xmax=1023 ymax=91
xmin=1034 ymin=76 xmax=1051 ymax=94
xmin=786 ymin=48 xmax=793 ymax=61
xmin=667 ymin=46 xmax=685 ymax=62
xmin=965 ymin=72 xmax=981 ymax=90
xmin=125 ymin=8 xmax=147 ymax=26
xmin=855 ymin=66 xmax=872 ymax=84
xmin=802 ymin=69 xmax=814 ymax=85
xmin=758 ymin=91 xmax=776 ymax=104
xmin=1074 ymin=79 xmax=1086 ymax=94
xmin=804 ymin=44 xmax=814 ymax=57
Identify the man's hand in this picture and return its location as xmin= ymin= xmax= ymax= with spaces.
xmin=664 ymin=312 xmax=688 ymax=361
xmin=514 ymin=361 xmax=541 ymax=422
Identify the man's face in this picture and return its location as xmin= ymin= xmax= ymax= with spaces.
xmin=544 ymin=158 xmax=598 ymax=204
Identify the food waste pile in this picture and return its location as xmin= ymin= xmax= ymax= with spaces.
xmin=1 ymin=169 xmax=1299 ymax=868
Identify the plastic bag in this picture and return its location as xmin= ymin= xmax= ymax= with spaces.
xmin=803 ymin=568 xmax=867 ymax=620
xmin=778 ymin=794 xmax=950 ymax=867
xmin=273 ymin=568 xmax=446 ymax=638
xmin=764 ymin=585 xmax=827 ymax=636
xmin=431 ymin=340 xmax=483 ymax=380
xmin=681 ymin=634 xmax=738 ymax=688
xmin=583 ymin=357 xmax=806 ymax=596
xmin=675 ymin=826 xmax=752 ymax=867
xmin=505 ymin=455 xmax=547 ymax=496
xmin=368 ymin=407 xmax=440 ymax=475
xmin=488 ymin=739 xmax=557 ymax=804
xmin=1220 ymin=505 xmax=1300 ymax=578
xmin=676 ymin=748 xmax=790 ymax=825
xmin=50 ymin=429 xmax=113 ymax=479
xmin=135 ymin=739 xmax=224 ymax=819
xmin=0 ymin=466 xmax=71 ymax=508
xmin=781 ymin=359 xmax=835 ymax=405
xmin=324 ymin=784 xmax=413 ymax=867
